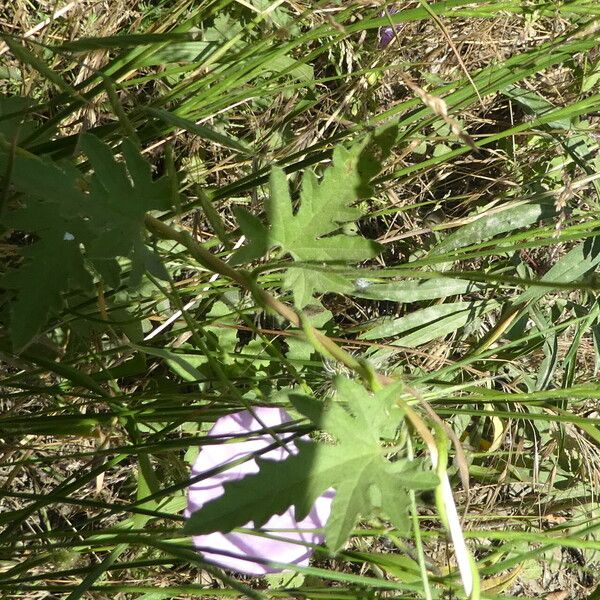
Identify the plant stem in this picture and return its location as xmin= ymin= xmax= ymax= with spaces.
xmin=144 ymin=214 xmax=383 ymax=386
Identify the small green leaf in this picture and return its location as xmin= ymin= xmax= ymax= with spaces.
xmin=518 ymin=236 xmax=600 ymax=304
xmin=502 ymin=84 xmax=572 ymax=129
xmin=429 ymin=201 xmax=555 ymax=257
xmin=3 ymin=36 xmax=85 ymax=102
xmin=231 ymin=206 xmax=269 ymax=264
xmin=353 ymin=277 xmax=483 ymax=303
xmin=283 ymin=267 xmax=351 ymax=309
xmin=265 ymin=571 xmax=305 ymax=589
xmin=142 ymin=107 xmax=252 ymax=156
xmin=263 ymin=54 xmax=313 ymax=83
xmin=349 ymin=551 xmax=421 ymax=582
xmin=360 ymin=300 xmax=498 ymax=347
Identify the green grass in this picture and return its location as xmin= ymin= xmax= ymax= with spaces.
xmin=1 ymin=0 xmax=600 ymax=598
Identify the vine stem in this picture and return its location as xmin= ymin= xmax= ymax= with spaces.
xmin=144 ymin=214 xmax=387 ymax=387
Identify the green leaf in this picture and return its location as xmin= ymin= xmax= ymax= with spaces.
xmin=3 ymin=134 xmax=173 ymax=349
xmin=134 ymin=344 xmax=206 ymax=383
xmin=264 ymin=54 xmax=314 ymax=83
xmin=353 ymin=277 xmax=483 ymax=303
xmin=429 ymin=201 xmax=555 ymax=257
xmin=265 ymin=571 xmax=305 ymax=589
xmin=247 ymin=0 xmax=297 ymax=29
xmin=286 ymin=304 xmax=333 ymax=362
xmin=582 ymin=58 xmax=600 ymax=93
xmin=142 ymin=107 xmax=253 ymax=156
xmin=3 ymin=234 xmax=93 ymax=351
xmin=137 ymin=41 xmax=213 ymax=66
xmin=360 ymin=300 xmax=498 ymax=347
xmin=8 ymin=154 xmax=88 ymax=216
xmin=3 ymin=158 xmax=94 ymax=350
xmin=283 ymin=266 xmax=351 ymax=309
xmin=184 ymin=378 xmax=437 ymax=552
xmin=502 ymin=84 xmax=572 ymax=130
xmin=2 ymin=36 xmax=84 ymax=101
xmin=518 ymin=236 xmax=600 ymax=304
xmin=233 ymin=128 xmax=398 ymax=306
xmin=183 ymin=439 xmax=325 ymax=536
xmin=230 ymin=206 xmax=269 ymax=263
xmin=348 ymin=551 xmax=421 ymax=582
xmin=80 ymin=134 xmax=171 ymax=281
xmin=0 ymin=96 xmax=38 ymax=144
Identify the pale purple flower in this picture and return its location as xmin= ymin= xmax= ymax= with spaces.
xmin=378 ymin=4 xmax=400 ymax=48
xmin=186 ymin=407 xmax=333 ymax=575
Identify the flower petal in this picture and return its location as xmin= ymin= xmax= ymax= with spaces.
xmin=187 ymin=407 xmax=334 ymax=574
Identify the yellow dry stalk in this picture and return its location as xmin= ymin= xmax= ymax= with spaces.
xmin=401 ymin=72 xmax=477 ymax=150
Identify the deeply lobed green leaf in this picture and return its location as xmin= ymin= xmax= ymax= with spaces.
xmin=232 ymin=127 xmax=397 ymax=307
xmin=2 ymin=135 xmax=171 ymax=350
xmin=184 ymin=378 xmax=437 ymax=552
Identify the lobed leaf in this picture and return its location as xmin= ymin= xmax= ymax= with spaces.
xmin=232 ymin=127 xmax=398 ymax=307
xmin=2 ymin=134 xmax=172 ymax=349
xmin=185 ymin=378 xmax=437 ymax=552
